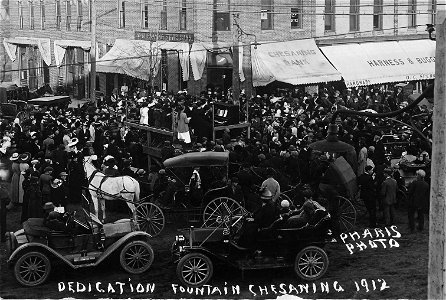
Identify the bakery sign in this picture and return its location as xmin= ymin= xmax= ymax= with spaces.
xmin=135 ymin=31 xmax=194 ymax=43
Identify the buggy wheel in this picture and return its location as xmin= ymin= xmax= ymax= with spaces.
xmin=176 ymin=253 xmax=213 ymax=287
xmin=135 ymin=202 xmax=165 ymax=237
xmin=294 ymin=246 xmax=328 ymax=281
xmin=14 ymin=251 xmax=51 ymax=286
xmin=202 ymin=197 xmax=246 ymax=232
xmin=119 ymin=240 xmax=154 ymax=274
xmin=336 ymin=196 xmax=357 ymax=232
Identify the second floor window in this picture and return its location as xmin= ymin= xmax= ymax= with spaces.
xmin=30 ymin=1 xmax=35 ymax=30
xmin=141 ymin=1 xmax=149 ymax=28
xmin=291 ymin=0 xmax=303 ymax=29
xmin=373 ymin=0 xmax=382 ymax=30
xmin=179 ymin=0 xmax=186 ymax=30
xmin=66 ymin=0 xmax=72 ymax=31
xmin=261 ymin=0 xmax=273 ymax=30
xmin=429 ymin=0 xmax=436 ymax=25
xmin=160 ymin=0 xmax=167 ymax=30
xmin=213 ymin=0 xmax=230 ymax=31
xmin=77 ymin=0 xmax=82 ymax=31
xmin=18 ymin=1 xmax=24 ymax=29
xmin=119 ymin=0 xmax=126 ymax=28
xmin=40 ymin=0 xmax=45 ymax=29
xmin=325 ymin=0 xmax=335 ymax=31
xmin=349 ymin=0 xmax=359 ymax=32
xmin=56 ymin=0 xmax=61 ymax=30
xmin=408 ymin=0 xmax=417 ymax=28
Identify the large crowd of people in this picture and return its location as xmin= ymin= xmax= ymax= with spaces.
xmin=1 ymin=80 xmax=433 ymax=233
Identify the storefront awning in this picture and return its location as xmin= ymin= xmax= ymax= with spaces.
xmin=54 ymin=40 xmax=92 ymax=67
xmin=320 ymin=40 xmax=436 ymax=88
xmin=3 ymin=37 xmax=52 ymax=66
xmin=96 ymin=39 xmax=191 ymax=81
xmin=96 ymin=39 xmax=161 ymax=81
xmin=251 ymin=39 xmax=341 ymax=86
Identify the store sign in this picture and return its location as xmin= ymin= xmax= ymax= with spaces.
xmin=135 ymin=31 xmax=194 ymax=43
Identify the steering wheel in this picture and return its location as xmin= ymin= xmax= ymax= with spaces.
xmin=64 ymin=211 xmax=76 ymax=229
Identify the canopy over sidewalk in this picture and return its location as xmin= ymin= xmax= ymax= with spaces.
xmin=251 ymin=39 xmax=342 ymax=86
xmin=320 ymin=39 xmax=436 ymax=88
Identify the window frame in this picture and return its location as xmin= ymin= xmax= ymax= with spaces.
xmin=77 ymin=0 xmax=83 ymax=31
xmin=428 ymin=0 xmax=436 ymax=25
xmin=408 ymin=0 xmax=417 ymax=28
xmin=349 ymin=0 xmax=360 ymax=32
xmin=18 ymin=1 xmax=24 ymax=30
xmin=291 ymin=0 xmax=303 ymax=29
xmin=213 ymin=0 xmax=230 ymax=31
xmin=160 ymin=0 xmax=167 ymax=30
xmin=179 ymin=0 xmax=187 ymax=31
xmin=261 ymin=0 xmax=273 ymax=31
xmin=324 ymin=0 xmax=335 ymax=32
xmin=56 ymin=0 xmax=62 ymax=30
xmin=119 ymin=0 xmax=126 ymax=28
xmin=66 ymin=0 xmax=72 ymax=31
xmin=29 ymin=1 xmax=35 ymax=30
xmin=40 ymin=0 xmax=45 ymax=29
xmin=141 ymin=1 xmax=149 ymax=28
xmin=373 ymin=0 xmax=382 ymax=30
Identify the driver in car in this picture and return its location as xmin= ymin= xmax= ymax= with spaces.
xmin=279 ymin=189 xmax=322 ymax=228
xmin=43 ymin=202 xmax=67 ymax=231
xmin=237 ymin=188 xmax=278 ymax=249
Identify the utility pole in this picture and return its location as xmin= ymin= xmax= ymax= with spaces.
xmin=90 ymin=0 xmax=97 ymax=106
xmin=428 ymin=7 xmax=446 ymax=300
xmin=232 ymin=14 xmax=240 ymax=104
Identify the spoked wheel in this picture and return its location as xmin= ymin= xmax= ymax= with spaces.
xmin=135 ymin=202 xmax=165 ymax=237
xmin=294 ymin=246 xmax=329 ymax=281
xmin=119 ymin=240 xmax=154 ymax=274
xmin=202 ymin=197 xmax=246 ymax=232
xmin=14 ymin=251 xmax=51 ymax=286
xmin=176 ymin=253 xmax=213 ymax=287
xmin=336 ymin=196 xmax=357 ymax=232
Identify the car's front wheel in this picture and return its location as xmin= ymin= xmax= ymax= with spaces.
xmin=119 ymin=240 xmax=154 ymax=274
xmin=294 ymin=246 xmax=329 ymax=281
xmin=176 ymin=253 xmax=213 ymax=287
xmin=14 ymin=251 xmax=52 ymax=286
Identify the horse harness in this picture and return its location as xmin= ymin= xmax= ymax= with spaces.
xmin=86 ymin=168 xmax=135 ymax=200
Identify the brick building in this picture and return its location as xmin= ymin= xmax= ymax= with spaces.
xmin=0 ymin=0 xmax=436 ymax=99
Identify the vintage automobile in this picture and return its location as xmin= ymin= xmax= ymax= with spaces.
xmin=5 ymin=207 xmax=154 ymax=286
xmin=172 ymin=205 xmax=333 ymax=287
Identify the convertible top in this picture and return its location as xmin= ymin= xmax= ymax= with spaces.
xmin=163 ymin=152 xmax=229 ymax=168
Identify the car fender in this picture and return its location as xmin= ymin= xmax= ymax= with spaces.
xmin=94 ymin=231 xmax=152 ymax=265
xmin=7 ymin=242 xmax=74 ymax=267
xmin=8 ymin=231 xmax=152 ymax=269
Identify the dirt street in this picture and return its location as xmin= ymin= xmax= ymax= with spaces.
xmin=0 ymin=202 xmax=428 ymax=299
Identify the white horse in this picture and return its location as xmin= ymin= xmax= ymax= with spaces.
xmin=83 ymin=155 xmax=140 ymax=222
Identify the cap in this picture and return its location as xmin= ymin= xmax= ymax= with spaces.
xmin=9 ymin=152 xmax=19 ymax=161
xmin=43 ymin=202 xmax=56 ymax=211
xmin=281 ymin=200 xmax=290 ymax=208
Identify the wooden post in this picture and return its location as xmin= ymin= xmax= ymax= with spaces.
xmin=428 ymin=9 xmax=446 ymax=300
xmin=232 ymin=19 xmax=240 ymax=104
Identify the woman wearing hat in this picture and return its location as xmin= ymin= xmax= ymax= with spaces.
xmin=24 ymin=171 xmax=44 ymax=219
xmin=17 ymin=153 xmax=31 ymax=205
xmin=7 ymin=153 xmax=21 ymax=210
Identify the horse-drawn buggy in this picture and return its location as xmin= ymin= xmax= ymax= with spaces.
xmin=172 ymin=201 xmax=334 ymax=287
xmin=5 ymin=200 xmax=154 ymax=286
xmin=82 ymin=152 xmax=247 ymax=238
xmin=146 ymin=152 xmax=247 ymax=235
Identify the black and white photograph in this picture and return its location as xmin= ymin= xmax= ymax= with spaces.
xmin=0 ymin=0 xmax=443 ymax=299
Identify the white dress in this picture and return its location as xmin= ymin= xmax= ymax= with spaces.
xmin=140 ymin=107 xmax=149 ymax=125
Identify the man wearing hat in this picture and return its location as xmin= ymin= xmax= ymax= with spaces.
xmin=103 ymin=156 xmax=120 ymax=176
xmin=238 ymin=188 xmax=278 ymax=249
xmin=39 ymin=166 xmax=53 ymax=204
xmin=358 ymin=165 xmax=377 ymax=227
xmin=381 ymin=168 xmax=398 ymax=226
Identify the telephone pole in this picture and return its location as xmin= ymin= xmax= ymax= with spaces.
xmin=90 ymin=0 xmax=97 ymax=106
xmin=428 ymin=6 xmax=446 ymax=300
